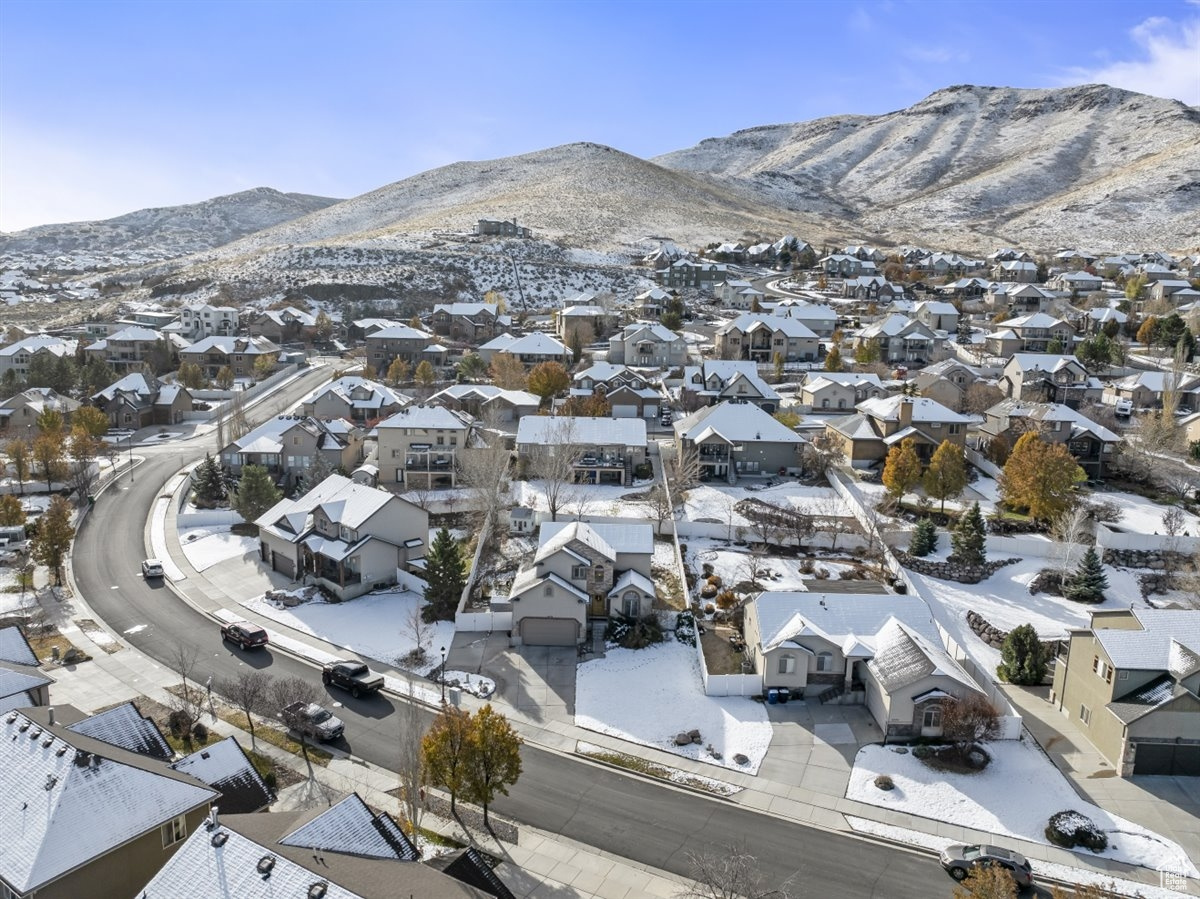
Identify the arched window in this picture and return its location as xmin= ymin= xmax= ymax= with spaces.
xmin=622 ymin=590 xmax=640 ymax=617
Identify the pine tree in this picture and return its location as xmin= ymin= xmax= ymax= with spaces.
xmin=950 ymin=502 xmax=987 ymax=566
xmin=423 ymin=527 xmax=465 ymax=621
xmin=923 ymin=439 xmax=967 ymax=514
xmin=31 ymin=495 xmax=74 ymax=585
xmin=909 ymin=518 xmax=938 ymax=557
xmin=230 ymin=464 xmax=282 ymax=526
xmin=956 ymin=318 xmax=972 ymax=346
xmin=1063 ymin=546 xmax=1108 ymax=603
xmin=192 ymin=454 xmax=228 ymax=508
xmin=882 ymin=437 xmax=922 ymax=501
xmin=997 ymin=624 xmax=1046 ymax=685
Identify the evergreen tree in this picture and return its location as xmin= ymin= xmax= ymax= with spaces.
xmin=923 ymin=439 xmax=967 ymax=514
xmin=192 ymin=454 xmax=228 ymax=508
xmin=31 ymin=495 xmax=74 ymax=585
xmin=909 ymin=518 xmax=938 ymax=557
xmin=1063 ymin=546 xmax=1108 ymax=603
xmin=423 ymin=527 xmax=465 ymax=621
xmin=230 ymin=464 xmax=282 ymax=526
xmin=950 ymin=502 xmax=987 ymax=566
xmin=997 ymin=623 xmax=1046 ymax=685
xmin=882 ymin=437 xmax=922 ymax=501
xmin=956 ymin=318 xmax=972 ymax=346
xmin=296 ymin=452 xmax=334 ymax=496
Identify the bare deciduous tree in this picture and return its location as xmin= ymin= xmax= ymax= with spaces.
xmin=646 ymin=483 xmax=675 ymax=536
xmin=678 ymin=842 xmax=794 ymax=899
xmin=216 ymin=670 xmax=272 ymax=749
xmin=167 ymin=640 xmax=205 ymax=727
xmin=400 ymin=603 xmax=434 ymax=669
xmin=802 ymin=431 xmax=844 ymax=476
xmin=1162 ymin=505 xmax=1186 ymax=538
xmin=458 ymin=422 xmax=512 ymax=539
xmin=395 ymin=674 xmax=428 ymax=836
xmin=669 ymin=445 xmax=702 ymax=491
xmin=1050 ymin=506 xmax=1091 ymax=581
xmin=527 ymin=419 xmax=583 ymax=522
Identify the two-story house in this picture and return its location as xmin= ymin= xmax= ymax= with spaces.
xmin=1104 ymin=371 xmax=1200 ymax=412
xmin=516 ymin=415 xmax=648 ymax=486
xmin=910 ymin=360 xmax=978 ymax=412
xmin=799 ymin=372 xmax=887 ymax=413
xmin=0 ymin=388 xmax=80 ymax=438
xmin=91 ymin=373 xmax=193 ymax=429
xmin=744 ymin=592 xmax=988 ymax=738
xmin=256 ymin=474 xmax=428 ymax=599
xmin=570 ymin=363 xmax=662 ymax=420
xmin=842 ymin=276 xmax=903 ymax=302
xmin=246 ymin=307 xmax=316 ymax=344
xmin=476 ymin=217 xmax=531 ymax=238
xmin=477 ymin=332 xmax=570 ymax=367
xmin=632 ymin=287 xmax=672 ymax=319
xmin=556 ymin=304 xmax=611 ymax=343
xmin=1048 ymin=271 xmax=1104 ymax=297
xmin=771 ymin=300 xmax=838 ymax=338
xmin=855 ymin=314 xmax=938 ymax=364
xmin=680 ymin=361 xmax=781 ymax=413
xmin=364 ymin=325 xmax=437 ymax=374
xmin=820 ymin=254 xmax=877 ymax=277
xmin=655 ymin=259 xmax=728 ymax=290
xmin=428 ymin=384 xmax=540 ymax=424
xmin=607 ymin=322 xmax=687 ymax=368
xmin=178 ymin=336 xmax=280 ymax=381
xmin=84 ymin=325 xmax=174 ymax=374
xmin=175 ymin=304 xmax=239 ymax=339
xmin=431 ymin=302 xmax=507 ymax=342
xmin=985 ymin=312 xmax=1075 ymax=355
xmin=1000 ymin=354 xmax=1098 ymax=408
xmin=987 ymin=282 xmax=1057 ymax=314
xmin=674 ymin=401 xmax=804 ymax=482
xmin=715 ymin=314 xmax=820 ymax=364
xmin=825 ymin=395 xmax=969 ymax=468
xmin=508 ymin=521 xmax=656 ymax=645
xmin=375 ymin=404 xmax=476 ymax=490
xmin=0 ymin=335 xmax=78 ymax=381
xmin=713 ymin=279 xmax=765 ymax=310
xmin=220 ymin=415 xmax=362 ymax=490
xmin=300 ymin=376 xmax=411 ymax=425
xmin=913 ymin=300 xmax=960 ymax=333
xmin=1051 ymin=608 xmax=1200 ymax=776
xmin=976 ymin=400 xmax=1119 ymax=479
xmin=991 ymin=260 xmax=1039 ymax=283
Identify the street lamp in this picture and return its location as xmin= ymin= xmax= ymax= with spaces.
xmin=127 ymin=434 xmax=135 ymax=483
xmin=439 ymin=646 xmax=447 ymax=703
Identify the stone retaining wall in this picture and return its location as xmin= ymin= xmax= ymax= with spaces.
xmin=966 ymin=609 xmax=1063 ymax=659
xmin=1100 ymin=548 xmax=1188 ymax=570
xmin=894 ymin=551 xmax=1020 ymax=585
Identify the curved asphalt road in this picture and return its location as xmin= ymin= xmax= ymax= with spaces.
xmin=73 ymin=378 xmax=958 ymax=898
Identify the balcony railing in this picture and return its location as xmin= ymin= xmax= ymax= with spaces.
xmin=575 ymin=456 xmax=625 ymax=468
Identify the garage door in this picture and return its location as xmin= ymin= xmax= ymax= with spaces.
xmin=520 ymin=618 xmax=578 ymax=646
xmin=1133 ymin=742 xmax=1200 ymax=776
xmin=611 ymin=404 xmax=637 ymax=419
xmin=271 ymin=551 xmax=295 ymax=578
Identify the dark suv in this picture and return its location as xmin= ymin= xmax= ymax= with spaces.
xmin=940 ymin=844 xmax=1033 ymax=889
xmin=220 ymin=621 xmax=269 ymax=650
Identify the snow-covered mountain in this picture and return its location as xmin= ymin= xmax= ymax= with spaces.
xmin=0 ymin=187 xmax=340 ymax=269
xmin=654 ymin=84 xmax=1200 ymax=251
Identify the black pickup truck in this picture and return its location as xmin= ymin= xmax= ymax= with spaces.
xmin=321 ymin=660 xmax=384 ymax=698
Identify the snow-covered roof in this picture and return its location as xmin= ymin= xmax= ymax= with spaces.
xmin=856 ymin=395 xmax=969 ymax=424
xmin=303 ymin=377 xmax=410 ymax=411
xmin=183 ymin=335 xmax=280 ymax=356
xmin=983 ymin=400 xmax=1120 ymax=443
xmin=774 ymin=301 xmax=838 ymax=322
xmin=859 ymin=314 xmax=933 ymax=339
xmin=802 ymin=371 xmax=884 ymax=389
xmin=0 ymin=709 xmax=217 ymax=894
xmin=433 ymin=302 xmax=500 ymax=318
xmin=1005 ymin=353 xmax=1084 ymax=373
xmin=368 ymin=324 xmax=433 ymax=341
xmin=719 ymin=313 xmax=818 ymax=339
xmin=170 ymin=737 xmax=273 ymax=815
xmin=754 ymin=592 xmax=943 ymax=654
xmin=609 ymin=569 xmax=657 ymax=597
xmin=540 ymin=521 xmax=653 ymax=558
xmin=675 ymin=401 xmax=802 ymax=445
xmin=1087 ymin=307 xmax=1127 ymax=323
xmin=1111 ymin=370 xmax=1200 ymax=394
xmin=867 ymin=619 xmax=979 ymax=694
xmin=104 ymin=325 xmax=164 ymax=342
xmin=429 ymin=384 xmax=539 ymax=408
xmin=257 ymin=475 xmax=400 ymax=537
xmin=376 ymin=404 xmax=474 ymax=431
xmin=0 ymin=335 xmax=77 ymax=358
xmin=66 ymin=702 xmax=172 ymax=761
xmin=0 ymin=625 xmax=38 ymax=665
xmin=615 ymin=322 xmax=681 ymax=343
xmin=516 ymin=415 xmax=647 ymax=447
xmin=998 ymin=312 xmax=1071 ymax=329
xmin=0 ymin=663 xmax=52 ymax=705
xmin=1094 ymin=610 xmax=1200 ymax=671
xmin=479 ymin=332 xmax=568 ymax=356
xmin=914 ymin=301 xmax=959 ymax=315
xmin=280 ymin=792 xmax=418 ymax=861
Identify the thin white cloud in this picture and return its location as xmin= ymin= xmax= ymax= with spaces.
xmin=903 ymin=46 xmax=970 ymax=65
xmin=1061 ymin=15 xmax=1200 ymax=105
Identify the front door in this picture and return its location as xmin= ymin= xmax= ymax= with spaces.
xmin=589 ymin=594 xmax=606 ymax=617
xmin=920 ymin=704 xmax=943 ymax=738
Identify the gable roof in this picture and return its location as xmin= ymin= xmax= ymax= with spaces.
xmin=376 ymin=404 xmax=474 ymax=431
xmin=171 ymin=737 xmax=274 ymax=814
xmin=754 ymin=592 xmax=943 ymax=654
xmin=867 ymin=619 xmax=979 ymax=693
xmin=539 ymin=521 xmax=653 ymax=559
xmin=856 ymin=395 xmax=969 ymax=424
xmin=257 ymin=475 xmax=402 ymax=538
xmin=0 ymin=625 xmax=38 ymax=665
xmin=303 ymin=377 xmax=410 ymax=412
xmin=719 ymin=313 xmax=818 ymax=339
xmin=674 ymin=401 xmax=802 ymax=445
xmin=515 ymin=415 xmax=647 ymax=447
xmin=183 ymin=335 xmax=280 ymax=357
xmin=0 ymin=709 xmax=216 ymax=894
xmin=367 ymin=324 xmax=433 ymax=341
xmin=66 ymin=702 xmax=172 ymax=761
xmin=279 ymin=793 xmax=417 ymax=861
xmin=1093 ymin=609 xmax=1200 ymax=670
xmin=479 ymin=332 xmax=568 ymax=356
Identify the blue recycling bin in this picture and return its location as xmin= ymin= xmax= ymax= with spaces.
xmin=766 ymin=688 xmax=779 ymax=705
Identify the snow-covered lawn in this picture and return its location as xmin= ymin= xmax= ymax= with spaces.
xmin=683 ymin=483 xmax=846 ymax=525
xmin=848 ymin=740 xmax=1198 ymax=877
xmin=1097 ymin=490 xmax=1200 ymax=535
xmin=510 ymin=479 xmax=656 ymax=519
xmin=910 ymin=556 xmax=1141 ymax=673
xmin=179 ymin=526 xmax=257 ymax=572
xmin=689 ymin=537 xmax=868 ymax=598
xmin=0 ymin=568 xmax=31 ymax=615
xmin=239 ymin=588 xmax=454 ymax=677
xmin=575 ymin=639 xmax=772 ymax=773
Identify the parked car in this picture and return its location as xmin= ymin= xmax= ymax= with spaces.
xmin=141 ymin=558 xmax=164 ymax=579
xmin=220 ymin=620 xmax=269 ymax=650
xmin=322 ymin=659 xmax=384 ymax=697
xmin=939 ymin=844 xmax=1033 ymax=889
xmin=281 ymin=701 xmax=344 ymax=742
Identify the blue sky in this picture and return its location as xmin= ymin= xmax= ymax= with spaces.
xmin=2 ymin=0 xmax=1198 ymax=232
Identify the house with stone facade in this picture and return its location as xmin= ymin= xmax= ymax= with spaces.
xmin=431 ymin=302 xmax=508 ymax=342
xmin=83 ymin=326 xmax=174 ymax=374
xmin=607 ymin=322 xmax=686 ymax=368
xmin=300 ymin=376 xmax=411 ymax=425
xmin=1050 ymin=608 xmax=1200 ymax=776
xmin=744 ymin=592 xmax=987 ymax=739
xmin=91 ymin=373 xmax=192 ymax=429
xmin=178 ymin=336 xmax=280 ymax=381
xmin=825 ymin=395 xmax=969 ymax=468
xmin=715 ymin=314 xmax=820 ymax=364
xmin=219 ymin=415 xmax=362 ymax=491
xmin=1000 ymin=354 xmax=1099 ymax=408
xmin=673 ymin=401 xmax=803 ymax=482
xmin=570 ymin=363 xmax=662 ymax=420
xmin=508 ymin=521 xmax=655 ymax=646
xmin=976 ymin=400 xmax=1119 ymax=479
xmin=855 ymin=314 xmax=938 ymax=364
xmin=680 ymin=361 xmax=781 ymax=413
xmin=255 ymin=474 xmax=427 ymax=598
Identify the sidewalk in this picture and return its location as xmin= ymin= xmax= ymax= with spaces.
xmin=54 ymin=456 xmax=1199 ymax=898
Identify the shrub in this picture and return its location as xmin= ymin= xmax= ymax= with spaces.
xmin=700 ymin=583 xmax=718 ymax=599
xmin=799 ymin=558 xmax=815 ymax=574
xmin=706 ymin=574 xmax=723 ymax=588
xmin=192 ymin=722 xmax=209 ymax=743
xmin=1045 ymin=810 xmax=1108 ymax=852
xmin=167 ymin=709 xmax=192 ymax=738
xmin=703 ymin=602 xmax=716 ymax=615
xmin=675 ymin=610 xmax=697 ymax=647
xmin=873 ymin=774 xmax=894 ymax=791
xmin=715 ymin=589 xmax=737 ymax=610
xmin=701 ymin=562 xmax=714 ymax=577
xmin=814 ymin=567 xmax=830 ymax=579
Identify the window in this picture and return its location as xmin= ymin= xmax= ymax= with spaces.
xmin=821 ymin=399 xmax=829 ymax=408
xmin=1079 ymin=704 xmax=1092 ymax=725
xmin=543 ymin=585 xmax=553 ymax=596
xmin=161 ymin=814 xmax=187 ymax=848
xmin=571 ymin=565 xmax=588 ymax=580
xmin=816 ymin=651 xmax=833 ymax=672
xmin=922 ymin=706 xmax=942 ymax=729
xmin=778 ymin=654 xmax=796 ymax=675
xmin=1092 ymin=656 xmax=1113 ymax=683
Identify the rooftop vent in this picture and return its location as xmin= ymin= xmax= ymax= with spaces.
xmin=18 ymin=722 xmax=29 ymax=733
xmin=56 ymin=746 xmax=67 ymax=757
xmin=257 ymin=855 xmax=276 ymax=877
xmin=41 ymin=737 xmax=53 ymax=748
xmin=308 ymin=883 xmax=328 ymax=899
xmin=211 ymin=831 xmax=228 ymax=848
xmin=44 ymin=774 xmax=57 ymax=791
xmin=6 ymin=713 xmax=17 ymax=724
xmin=30 ymin=728 xmax=41 ymax=740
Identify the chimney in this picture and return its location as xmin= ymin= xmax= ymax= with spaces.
xmin=47 ymin=707 xmax=54 ymax=726
xmin=899 ymin=397 xmax=914 ymax=428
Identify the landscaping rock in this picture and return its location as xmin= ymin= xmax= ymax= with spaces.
xmin=734 ymin=753 xmax=749 ymax=766
xmin=675 ymin=733 xmax=692 ymax=746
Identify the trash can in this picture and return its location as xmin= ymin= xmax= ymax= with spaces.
xmin=766 ymin=688 xmax=779 ymax=705
xmin=777 ymin=688 xmax=790 ymax=704
xmin=894 ymin=580 xmax=908 ymax=594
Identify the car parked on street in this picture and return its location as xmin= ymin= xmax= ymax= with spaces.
xmin=939 ymin=844 xmax=1033 ymax=889
xmin=281 ymin=701 xmax=345 ymax=742
xmin=220 ymin=620 xmax=269 ymax=650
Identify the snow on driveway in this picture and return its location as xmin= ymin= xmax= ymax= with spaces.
xmin=848 ymin=740 xmax=1198 ymax=877
xmin=575 ymin=639 xmax=771 ymax=773
xmin=179 ymin=527 xmax=258 ymax=572
xmin=239 ymin=588 xmax=454 ymax=677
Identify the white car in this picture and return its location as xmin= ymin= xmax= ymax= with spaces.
xmin=141 ymin=559 xmax=164 ymax=579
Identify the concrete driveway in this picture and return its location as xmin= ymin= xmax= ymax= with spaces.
xmin=758 ymin=699 xmax=883 ymax=801
xmin=488 ymin=644 xmax=578 ymax=725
